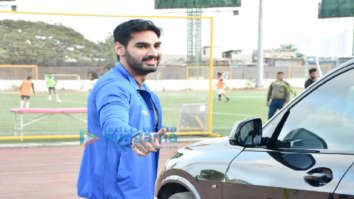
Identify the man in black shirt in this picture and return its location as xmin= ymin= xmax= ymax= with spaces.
xmin=305 ymin=68 xmax=318 ymax=89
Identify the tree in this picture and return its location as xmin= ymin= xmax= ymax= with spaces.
xmin=279 ymin=44 xmax=305 ymax=58
xmin=95 ymin=35 xmax=116 ymax=68
xmin=0 ymin=19 xmax=106 ymax=66
xmin=280 ymin=44 xmax=297 ymax=51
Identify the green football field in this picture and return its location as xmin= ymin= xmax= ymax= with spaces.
xmin=0 ymin=90 xmax=270 ymax=140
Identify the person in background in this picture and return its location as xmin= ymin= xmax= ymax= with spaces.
xmin=305 ymin=68 xmax=318 ymax=89
xmin=88 ymin=71 xmax=98 ymax=81
xmin=266 ymin=72 xmax=291 ymax=119
xmin=81 ymin=71 xmax=98 ymax=92
xmin=216 ymin=72 xmax=230 ymax=102
xmin=20 ymin=76 xmax=35 ymax=108
xmin=100 ymin=65 xmax=113 ymax=76
xmin=46 ymin=73 xmax=61 ymax=103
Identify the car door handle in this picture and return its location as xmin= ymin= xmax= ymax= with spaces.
xmin=304 ymin=167 xmax=333 ymax=187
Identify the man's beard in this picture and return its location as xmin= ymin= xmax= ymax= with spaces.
xmin=125 ymin=50 xmax=160 ymax=75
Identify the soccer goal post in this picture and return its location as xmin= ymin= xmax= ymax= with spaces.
xmin=0 ymin=64 xmax=38 ymax=80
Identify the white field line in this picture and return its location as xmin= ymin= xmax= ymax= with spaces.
xmin=162 ymin=107 xmax=254 ymax=117
xmin=160 ymin=95 xmax=264 ymax=99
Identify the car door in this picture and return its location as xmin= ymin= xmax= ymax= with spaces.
xmin=334 ymin=163 xmax=354 ymax=198
xmin=223 ymin=64 xmax=354 ymax=199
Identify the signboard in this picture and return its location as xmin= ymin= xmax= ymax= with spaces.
xmin=319 ymin=0 xmax=354 ymax=18
xmin=155 ymin=0 xmax=241 ymax=9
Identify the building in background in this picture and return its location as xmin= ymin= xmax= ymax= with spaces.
xmin=252 ymin=49 xmax=303 ymax=67
xmin=0 ymin=0 xmax=17 ymax=11
xmin=222 ymin=49 xmax=253 ymax=66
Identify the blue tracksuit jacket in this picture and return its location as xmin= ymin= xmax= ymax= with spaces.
xmin=77 ymin=62 xmax=162 ymax=199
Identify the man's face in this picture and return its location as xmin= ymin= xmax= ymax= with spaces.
xmin=277 ymin=73 xmax=284 ymax=81
xmin=310 ymin=71 xmax=318 ymax=79
xmin=118 ymin=30 xmax=162 ymax=75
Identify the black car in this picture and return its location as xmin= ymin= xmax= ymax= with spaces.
xmin=156 ymin=59 xmax=354 ymax=199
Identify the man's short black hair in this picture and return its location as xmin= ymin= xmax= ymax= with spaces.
xmin=114 ymin=19 xmax=161 ymax=46
xmin=277 ymin=72 xmax=284 ymax=75
xmin=113 ymin=19 xmax=161 ymax=61
xmin=27 ymin=76 xmax=32 ymax=80
xmin=309 ymin=68 xmax=317 ymax=74
xmin=217 ymin=72 xmax=222 ymax=76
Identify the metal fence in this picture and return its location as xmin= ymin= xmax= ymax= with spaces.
xmin=154 ymin=65 xmax=333 ymax=80
xmin=0 ymin=64 xmax=334 ymax=80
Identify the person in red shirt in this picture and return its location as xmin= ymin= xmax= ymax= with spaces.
xmin=20 ymin=76 xmax=35 ymax=108
xmin=216 ymin=72 xmax=230 ymax=102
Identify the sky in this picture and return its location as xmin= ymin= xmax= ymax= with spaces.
xmin=0 ymin=0 xmax=353 ymax=57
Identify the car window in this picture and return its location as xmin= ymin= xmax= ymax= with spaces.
xmin=276 ymin=68 xmax=354 ymax=152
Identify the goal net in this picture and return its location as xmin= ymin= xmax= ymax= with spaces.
xmin=0 ymin=65 xmax=38 ymax=80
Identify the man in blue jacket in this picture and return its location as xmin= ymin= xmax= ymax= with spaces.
xmin=77 ymin=19 xmax=165 ymax=199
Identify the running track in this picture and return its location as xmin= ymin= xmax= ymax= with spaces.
xmin=0 ymin=142 xmax=193 ymax=199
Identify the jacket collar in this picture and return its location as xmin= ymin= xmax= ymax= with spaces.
xmin=114 ymin=62 xmax=151 ymax=92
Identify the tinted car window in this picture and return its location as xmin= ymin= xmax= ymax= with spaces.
xmin=276 ymin=68 xmax=354 ymax=152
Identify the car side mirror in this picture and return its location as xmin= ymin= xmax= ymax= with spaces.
xmin=229 ymin=118 xmax=262 ymax=147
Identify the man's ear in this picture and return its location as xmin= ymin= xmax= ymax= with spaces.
xmin=114 ymin=42 xmax=125 ymax=57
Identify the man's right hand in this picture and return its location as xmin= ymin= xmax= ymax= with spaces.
xmin=266 ymin=102 xmax=269 ymax=107
xmin=131 ymin=128 xmax=166 ymax=156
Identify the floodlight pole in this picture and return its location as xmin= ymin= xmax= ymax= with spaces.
xmin=256 ymin=0 xmax=264 ymax=88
